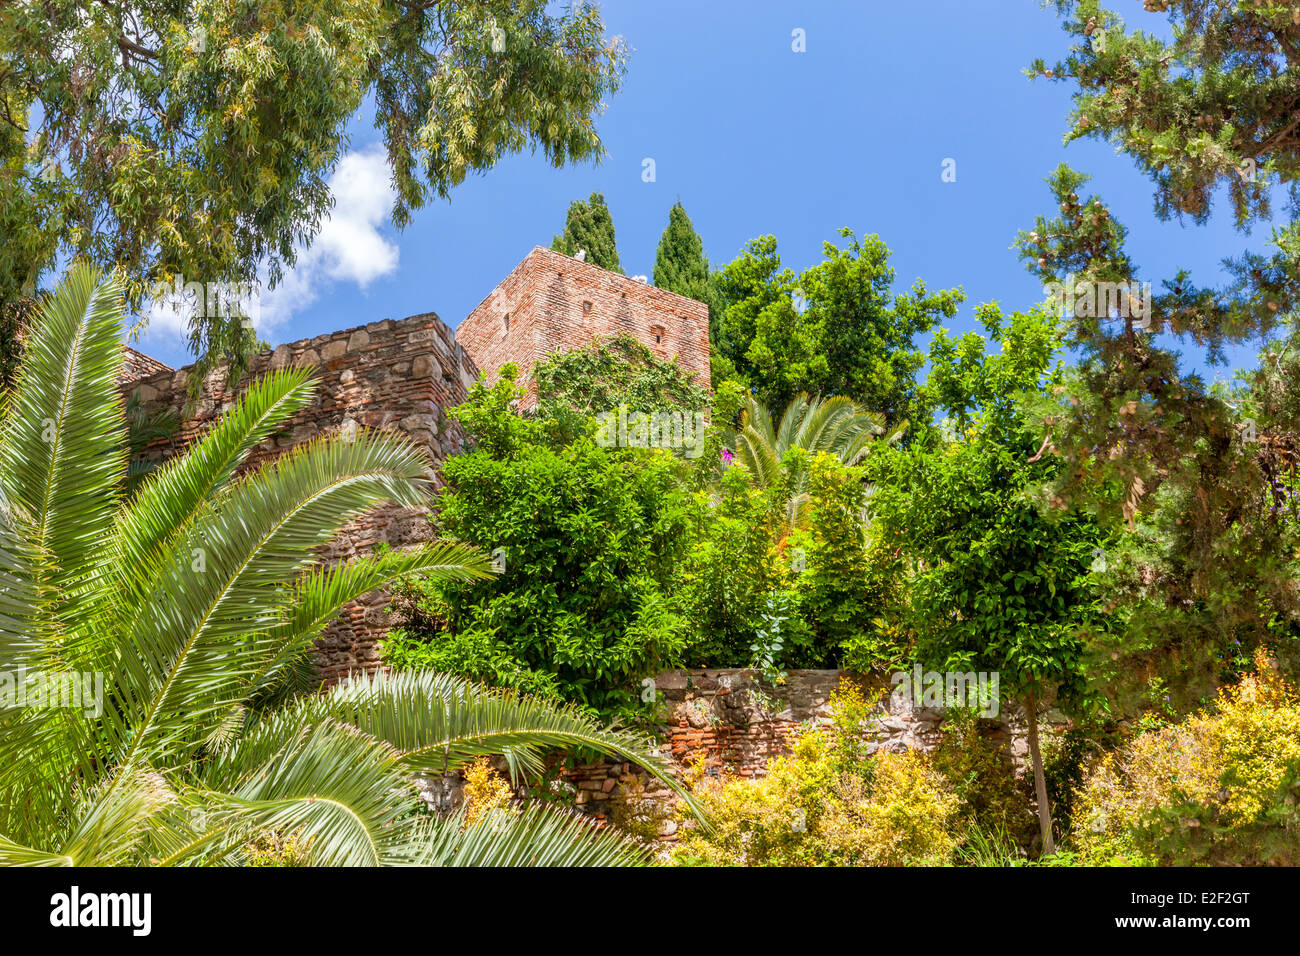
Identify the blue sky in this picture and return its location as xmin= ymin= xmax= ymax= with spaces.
xmin=136 ymin=0 xmax=1281 ymax=387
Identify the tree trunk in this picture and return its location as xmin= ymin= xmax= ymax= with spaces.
xmin=1025 ymin=689 xmax=1055 ymax=855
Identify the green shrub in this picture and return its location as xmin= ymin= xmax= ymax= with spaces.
xmin=794 ymin=452 xmax=901 ymax=670
xmin=932 ymin=707 xmax=1036 ymax=851
xmin=679 ymin=465 xmax=791 ymax=667
xmin=384 ymin=367 xmax=696 ymax=722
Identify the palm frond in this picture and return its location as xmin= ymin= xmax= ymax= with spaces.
xmin=732 ymin=391 xmax=890 ymax=530
xmin=0 ymin=833 xmax=74 ymax=866
xmin=413 ymin=803 xmax=649 ymax=867
xmin=242 ymin=541 xmax=494 ymax=703
xmin=199 ymin=715 xmax=419 ymax=866
xmin=320 ymin=670 xmax=699 ymax=815
xmin=110 ymin=430 xmax=435 ymax=769
xmin=115 ymin=365 xmax=319 ymax=594
xmin=56 ymin=769 xmax=188 ymax=867
xmin=0 ymin=264 xmax=126 ymax=629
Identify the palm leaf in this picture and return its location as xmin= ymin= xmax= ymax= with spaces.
xmin=242 ymin=541 xmax=495 ymax=703
xmin=413 ymin=803 xmax=649 ymax=867
xmin=198 ymin=715 xmax=420 ymax=866
xmin=111 ymin=431 xmax=436 ymax=769
xmin=114 ymin=365 xmax=319 ymax=598
xmin=0 ymin=264 xmax=126 ymax=629
xmin=321 ymin=670 xmax=699 ymax=816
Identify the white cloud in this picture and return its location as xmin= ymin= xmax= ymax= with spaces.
xmin=138 ymin=145 xmax=399 ymax=349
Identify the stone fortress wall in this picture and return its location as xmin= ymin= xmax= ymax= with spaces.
xmin=122 ymin=312 xmax=479 ymax=683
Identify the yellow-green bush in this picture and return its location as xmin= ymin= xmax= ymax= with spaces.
xmin=670 ymin=683 xmax=962 ymax=866
xmin=463 ymin=757 xmax=514 ymax=825
xmin=245 ymin=829 xmax=315 ymax=867
xmin=1073 ymin=657 xmax=1300 ymax=865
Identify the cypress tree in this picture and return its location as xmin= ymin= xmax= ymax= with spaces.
xmin=551 ymin=192 xmax=622 ymax=273
xmin=653 ymin=201 xmax=711 ymax=302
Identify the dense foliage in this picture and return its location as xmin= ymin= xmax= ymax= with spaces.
xmin=385 ymin=367 xmax=697 ymax=720
xmin=711 ymin=229 xmax=963 ymax=420
xmin=672 ymin=683 xmax=964 ymax=866
xmin=9 ymin=0 xmax=1300 ymax=871
xmin=389 ymin=345 xmax=909 ymax=710
xmin=1 ymin=0 xmax=626 ymax=382
xmin=870 ymin=304 xmax=1110 ymax=849
xmin=534 ymin=333 xmax=711 ymax=421
xmin=0 ymin=266 xmax=682 ymax=867
xmin=1074 ymin=656 xmax=1300 ymax=866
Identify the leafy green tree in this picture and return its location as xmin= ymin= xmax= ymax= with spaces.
xmin=0 ymin=265 xmax=682 ymax=866
xmin=1018 ymin=0 xmax=1300 ymax=688
xmin=0 ymin=1 xmax=626 ymax=382
xmin=386 ymin=366 xmax=697 ymax=720
xmin=653 ymin=201 xmax=712 ymax=304
xmin=870 ymin=304 xmax=1106 ymax=853
xmin=1033 ymin=0 xmax=1299 ymax=327
xmin=679 ymin=465 xmax=791 ymax=668
xmin=551 ymin=192 xmax=622 ymax=272
xmin=681 ymin=396 xmax=901 ymax=672
xmin=790 ymin=452 xmax=900 ymax=671
xmin=713 ymin=229 xmax=963 ymax=418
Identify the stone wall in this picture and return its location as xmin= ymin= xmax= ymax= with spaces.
xmin=419 ymin=668 xmax=1071 ymax=840
xmin=121 ymin=312 xmax=480 ymax=683
xmin=121 ymin=345 xmax=172 ymax=383
xmin=456 ymin=246 xmax=711 ymax=407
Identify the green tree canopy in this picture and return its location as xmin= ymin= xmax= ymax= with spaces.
xmin=1016 ymin=1 xmax=1300 ymax=682
xmin=653 ymin=201 xmax=712 ymax=303
xmin=0 ymin=0 xmax=626 ymax=382
xmin=385 ymin=366 xmax=697 ymax=720
xmin=713 ymin=229 xmax=963 ymax=419
xmin=872 ymin=303 xmax=1110 ymax=852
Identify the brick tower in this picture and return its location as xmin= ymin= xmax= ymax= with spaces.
xmin=454 ymin=246 xmax=711 ymax=406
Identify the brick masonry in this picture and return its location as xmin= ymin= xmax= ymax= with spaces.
xmin=455 ymin=246 xmax=711 ymax=407
xmin=121 ymin=345 xmax=172 ymax=383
